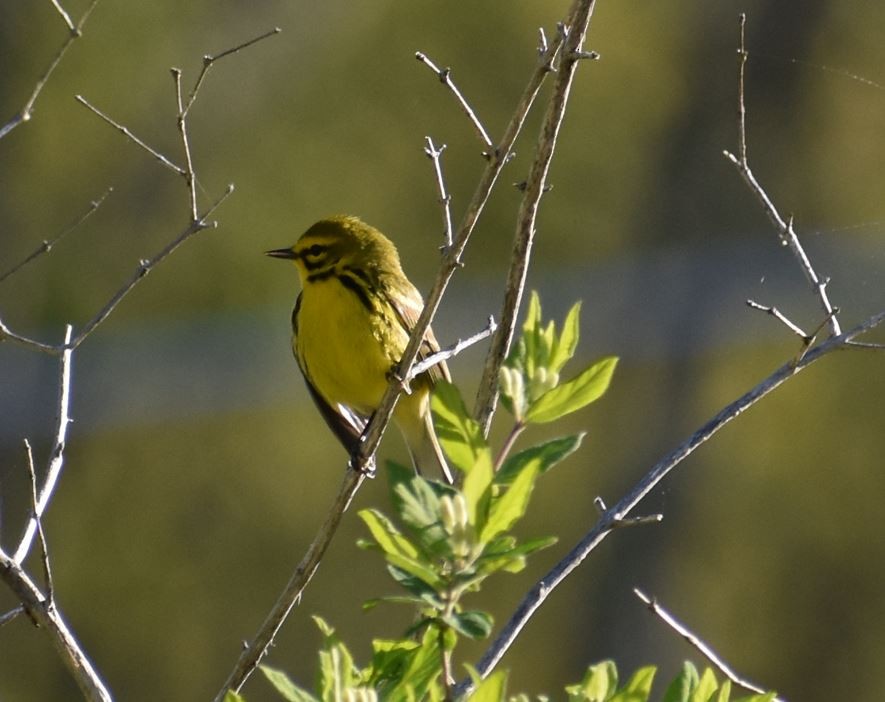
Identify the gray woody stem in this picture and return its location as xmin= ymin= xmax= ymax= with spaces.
xmin=0 ymin=547 xmax=113 ymax=701
xmin=457 ymin=311 xmax=884 ymax=696
xmin=474 ymin=0 xmax=599 ymax=436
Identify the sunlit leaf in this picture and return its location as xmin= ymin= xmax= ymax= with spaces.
xmin=259 ymin=665 xmax=317 ymax=702
xmin=690 ymin=668 xmax=718 ymax=702
xmin=432 ymin=382 xmax=490 ymax=475
xmin=480 ymin=459 xmax=539 ymax=543
xmin=471 ymin=669 xmax=508 ymax=702
xmin=550 ymin=301 xmax=581 ymax=373
xmin=662 ymin=662 xmax=699 ymax=702
xmin=358 ymin=509 xmax=419 ymax=560
xmin=566 ymin=660 xmax=618 ymax=701
xmin=497 ymin=433 xmax=585 ymax=485
xmin=526 ymin=356 xmax=618 ymax=424
xmin=444 ymin=610 xmax=493 ymax=639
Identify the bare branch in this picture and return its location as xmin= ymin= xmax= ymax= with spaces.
xmin=474 ymin=0 xmax=598 ymax=435
xmin=409 ymin=315 xmax=497 ymax=380
xmin=50 ymin=0 xmax=77 ymax=33
xmin=0 ymin=0 xmax=100 ymax=140
xmin=185 ymin=27 xmax=282 ymax=115
xmin=0 ymin=546 xmax=112 ymax=701
xmin=458 ymin=311 xmax=885 ymax=695
xmin=746 ymin=299 xmax=809 ymax=340
xmin=213 ymin=469 xmax=366 ymax=701
xmin=423 ymin=137 xmax=455 ymax=249
xmin=415 ymin=52 xmax=495 ymax=152
xmin=75 ymin=95 xmax=186 ymax=176
xmin=634 ymin=588 xmax=782 ymax=700
xmin=70 ymin=185 xmax=233 ymax=349
xmin=24 ymin=440 xmax=54 ymax=604
xmin=0 ymin=187 xmax=113 ymax=284
xmin=0 ymin=606 xmax=24 ymax=627
xmin=172 ymin=68 xmax=199 ymax=221
xmin=0 ymin=318 xmax=62 ymax=354
xmin=723 ymin=14 xmax=840 ymax=337
xmin=14 ymin=326 xmax=73 ymax=564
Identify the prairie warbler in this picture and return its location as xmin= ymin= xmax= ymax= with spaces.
xmin=267 ymin=215 xmax=453 ymax=483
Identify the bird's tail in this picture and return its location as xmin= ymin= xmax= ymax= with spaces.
xmin=396 ymin=390 xmax=454 ymax=485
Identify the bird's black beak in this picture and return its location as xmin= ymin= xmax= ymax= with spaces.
xmin=265 ymin=247 xmax=298 ymax=259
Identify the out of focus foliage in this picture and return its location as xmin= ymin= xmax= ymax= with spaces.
xmin=1 ymin=2 xmax=884 ymax=702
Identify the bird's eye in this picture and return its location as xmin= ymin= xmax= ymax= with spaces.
xmin=306 ymin=244 xmax=324 ymax=258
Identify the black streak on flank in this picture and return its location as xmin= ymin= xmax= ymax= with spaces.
xmin=337 ymin=272 xmax=373 ymax=312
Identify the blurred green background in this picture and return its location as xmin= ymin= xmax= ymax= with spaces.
xmin=2 ymin=1 xmax=884 ymax=700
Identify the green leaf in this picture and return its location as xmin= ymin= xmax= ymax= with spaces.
xmin=690 ymin=668 xmax=718 ymax=702
xmin=477 ymin=535 xmax=558 ymax=575
xmin=462 ymin=447 xmax=494 ymax=532
xmin=734 ymin=693 xmax=777 ymax=702
xmin=522 ymin=292 xmax=542 ymax=379
xmin=496 ymin=433 xmax=585 ymax=485
xmin=223 ymin=691 xmax=247 ymax=702
xmin=385 ymin=552 xmax=445 ymax=591
xmin=388 ymin=462 xmax=451 ymax=557
xmin=715 ymin=680 xmax=731 ymax=702
xmin=383 ymin=625 xmax=441 ymax=702
xmin=471 ymin=670 xmax=508 ymax=702
xmin=431 ymin=382 xmax=491 ymax=475
xmin=368 ymin=638 xmax=419 ymax=687
xmin=550 ymin=301 xmax=581 ymax=373
xmin=386 ymin=564 xmax=443 ymax=603
xmin=566 ymin=660 xmax=618 ymax=701
xmin=610 ymin=665 xmax=656 ymax=701
xmin=358 ymin=509 xmax=419 ymax=560
xmin=662 ymin=662 xmax=699 ymax=702
xmin=480 ymin=459 xmax=540 ymax=543
xmin=315 ymin=618 xmax=359 ymax=702
xmin=445 ymin=610 xmax=493 ymax=639
xmin=526 ymin=356 xmax=618 ymax=424
xmin=260 ymin=665 xmax=318 ymax=702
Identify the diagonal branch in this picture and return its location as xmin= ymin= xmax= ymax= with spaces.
xmin=474 ymin=0 xmax=599 ymax=436
xmin=459 ymin=311 xmax=885 ymax=694
xmin=0 ymin=546 xmax=112 ymax=701
xmin=0 ymin=187 xmax=113 ymax=284
xmin=634 ymin=589 xmax=783 ymax=700
xmin=0 ymin=0 xmax=100 ymax=140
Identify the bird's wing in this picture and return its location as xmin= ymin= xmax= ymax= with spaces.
xmin=385 ymin=283 xmax=451 ymax=384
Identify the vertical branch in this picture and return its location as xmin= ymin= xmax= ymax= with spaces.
xmin=14 ymin=325 xmax=74 ymax=564
xmin=424 ymin=137 xmax=454 ymax=249
xmin=723 ymin=14 xmax=840 ymax=337
xmin=24 ymin=440 xmax=54 ymax=604
xmin=172 ymin=68 xmax=199 ymax=221
xmin=474 ymin=1 xmax=599 ymax=435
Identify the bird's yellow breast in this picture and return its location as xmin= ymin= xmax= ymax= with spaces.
xmin=294 ymin=275 xmax=406 ymax=415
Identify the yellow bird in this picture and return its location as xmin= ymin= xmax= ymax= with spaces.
xmin=267 ymin=215 xmax=453 ymax=483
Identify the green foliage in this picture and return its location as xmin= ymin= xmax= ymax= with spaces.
xmin=499 ymin=291 xmax=618 ymax=424
xmin=250 ymin=293 xmax=768 ymax=702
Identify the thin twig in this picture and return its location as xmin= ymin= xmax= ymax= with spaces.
xmin=634 ymin=589 xmax=782 ymax=700
xmin=172 ymin=68 xmax=199 ymax=221
xmin=0 ymin=605 xmax=25 ymax=627
xmin=457 ymin=311 xmax=885 ymax=695
xmin=24 ymin=440 xmax=54 ymax=604
xmin=69 ymin=185 xmax=233 ymax=349
xmin=0 ymin=187 xmax=113 ymax=284
xmin=424 ymin=137 xmax=455 ymax=249
xmin=415 ymin=52 xmax=495 ymax=152
xmin=474 ymin=0 xmax=598 ymax=436
xmin=409 ymin=316 xmax=497 ymax=379
xmin=723 ymin=14 xmax=840 ymax=337
xmin=14 ymin=326 xmax=73 ymax=564
xmin=75 ymin=95 xmax=186 ymax=175
xmin=0 ymin=546 xmax=112 ymax=701
xmin=0 ymin=0 xmax=100 ymax=140
xmin=746 ymin=299 xmax=809 ymax=340
xmin=213 ymin=469 xmax=365 ymax=701
xmin=0 ymin=318 xmax=63 ymax=354
xmin=50 ymin=0 xmax=77 ymax=32
xmin=185 ymin=27 xmax=281 ymax=115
